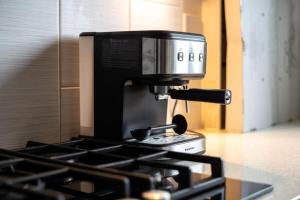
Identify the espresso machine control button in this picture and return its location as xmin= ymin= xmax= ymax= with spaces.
xmin=199 ymin=53 xmax=204 ymax=62
xmin=189 ymin=52 xmax=194 ymax=61
xmin=177 ymin=52 xmax=184 ymax=61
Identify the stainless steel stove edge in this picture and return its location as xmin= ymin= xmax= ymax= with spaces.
xmin=125 ymin=134 xmax=206 ymax=154
xmin=159 ymin=137 xmax=205 ymax=154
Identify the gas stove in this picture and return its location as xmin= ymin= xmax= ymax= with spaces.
xmin=0 ymin=137 xmax=272 ymax=200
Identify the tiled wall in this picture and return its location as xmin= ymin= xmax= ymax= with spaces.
xmin=0 ymin=0 xmax=60 ymax=149
xmin=0 ymin=0 xmax=185 ymax=149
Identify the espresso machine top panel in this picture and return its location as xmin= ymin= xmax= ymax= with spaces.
xmin=80 ymin=30 xmax=206 ymax=41
xmin=80 ymin=30 xmax=207 ymax=79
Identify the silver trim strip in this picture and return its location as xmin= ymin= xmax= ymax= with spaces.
xmin=79 ymin=36 xmax=94 ymax=136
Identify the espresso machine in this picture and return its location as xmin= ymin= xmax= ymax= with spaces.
xmin=79 ymin=31 xmax=231 ymax=154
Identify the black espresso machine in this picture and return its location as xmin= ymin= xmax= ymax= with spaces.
xmin=79 ymin=31 xmax=231 ymax=154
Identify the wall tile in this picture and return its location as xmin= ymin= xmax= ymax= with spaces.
xmin=61 ymin=88 xmax=80 ymax=142
xmin=0 ymin=0 xmax=60 ymax=149
xmin=131 ymin=0 xmax=183 ymax=31
xmin=183 ymin=14 xmax=203 ymax=34
xmin=183 ymin=0 xmax=201 ymax=15
xmin=147 ymin=0 xmax=182 ymax=7
xmin=60 ymin=0 xmax=130 ymax=87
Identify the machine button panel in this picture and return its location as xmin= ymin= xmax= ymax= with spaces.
xmin=177 ymin=52 xmax=184 ymax=61
xmin=142 ymin=38 xmax=206 ymax=75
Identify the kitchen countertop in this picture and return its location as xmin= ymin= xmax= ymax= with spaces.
xmin=199 ymin=120 xmax=300 ymax=200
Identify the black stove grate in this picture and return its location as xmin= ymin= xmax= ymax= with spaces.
xmin=0 ymin=138 xmax=226 ymax=200
xmin=0 ymin=183 xmax=65 ymax=200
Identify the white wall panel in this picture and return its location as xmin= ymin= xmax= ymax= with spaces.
xmin=131 ymin=0 xmax=183 ymax=31
xmin=0 ymin=0 xmax=60 ymax=149
xmin=241 ymin=0 xmax=300 ymax=131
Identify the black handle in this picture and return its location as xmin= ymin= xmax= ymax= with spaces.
xmin=169 ymin=89 xmax=231 ymax=105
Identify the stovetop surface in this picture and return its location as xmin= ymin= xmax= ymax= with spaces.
xmin=0 ymin=137 xmax=273 ymax=200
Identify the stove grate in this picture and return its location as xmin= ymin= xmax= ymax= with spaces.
xmin=0 ymin=138 xmax=225 ymax=199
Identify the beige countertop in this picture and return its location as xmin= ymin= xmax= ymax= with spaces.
xmin=199 ymin=120 xmax=300 ymax=200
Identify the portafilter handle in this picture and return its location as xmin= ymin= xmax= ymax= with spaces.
xmin=169 ymin=88 xmax=231 ymax=105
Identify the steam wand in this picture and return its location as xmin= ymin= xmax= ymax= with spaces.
xmin=131 ymin=114 xmax=187 ymax=141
